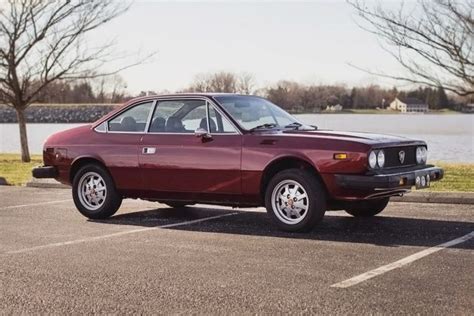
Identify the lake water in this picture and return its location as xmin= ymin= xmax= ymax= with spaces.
xmin=0 ymin=114 xmax=473 ymax=163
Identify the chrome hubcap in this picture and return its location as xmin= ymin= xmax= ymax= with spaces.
xmin=271 ymin=179 xmax=310 ymax=225
xmin=78 ymin=172 xmax=107 ymax=210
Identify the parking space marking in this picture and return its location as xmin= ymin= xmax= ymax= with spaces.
xmin=331 ymin=231 xmax=474 ymax=289
xmin=5 ymin=212 xmax=239 ymax=255
xmin=0 ymin=199 xmax=72 ymax=210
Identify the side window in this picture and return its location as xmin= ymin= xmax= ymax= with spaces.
xmin=181 ymin=102 xmax=207 ymax=132
xmin=209 ymin=106 xmax=237 ymax=133
xmin=108 ymin=102 xmax=153 ymax=132
xmin=149 ymin=99 xmax=207 ymax=133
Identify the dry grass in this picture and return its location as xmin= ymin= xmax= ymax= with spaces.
xmin=428 ymin=162 xmax=474 ymax=192
xmin=0 ymin=154 xmax=42 ymax=185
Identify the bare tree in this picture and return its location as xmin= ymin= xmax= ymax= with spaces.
xmin=185 ymin=71 xmax=255 ymax=94
xmin=348 ymin=0 xmax=473 ymax=96
xmin=0 ymin=0 xmax=150 ymax=162
xmin=237 ymin=72 xmax=255 ymax=94
xmin=208 ymin=72 xmax=237 ymax=92
xmin=95 ymin=75 xmax=127 ymax=103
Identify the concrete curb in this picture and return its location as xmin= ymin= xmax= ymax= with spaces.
xmin=26 ymin=178 xmax=68 ymax=189
xmin=22 ymin=178 xmax=474 ymax=205
xmin=391 ymin=191 xmax=474 ymax=205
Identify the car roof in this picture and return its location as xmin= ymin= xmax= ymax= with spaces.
xmin=124 ymin=93 xmax=260 ymax=104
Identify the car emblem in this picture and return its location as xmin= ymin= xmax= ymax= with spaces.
xmin=399 ymin=150 xmax=405 ymax=164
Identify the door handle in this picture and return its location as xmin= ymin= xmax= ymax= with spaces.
xmin=142 ymin=147 xmax=156 ymax=154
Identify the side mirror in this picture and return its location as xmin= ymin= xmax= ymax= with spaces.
xmin=194 ymin=128 xmax=212 ymax=139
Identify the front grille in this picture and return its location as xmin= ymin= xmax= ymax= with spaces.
xmin=383 ymin=146 xmax=417 ymax=168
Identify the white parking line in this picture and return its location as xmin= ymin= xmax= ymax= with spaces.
xmin=0 ymin=199 xmax=72 ymax=210
xmin=5 ymin=212 xmax=239 ymax=255
xmin=331 ymin=231 xmax=474 ymax=288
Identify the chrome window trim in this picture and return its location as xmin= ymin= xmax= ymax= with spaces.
xmin=205 ymin=101 xmax=211 ymax=132
xmin=101 ymin=130 xmax=145 ymax=135
xmin=145 ymin=132 xmax=241 ymax=136
xmin=103 ymin=96 xmax=241 ymax=136
xmin=144 ymin=100 xmax=158 ymax=133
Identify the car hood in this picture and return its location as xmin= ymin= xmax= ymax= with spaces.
xmin=277 ymin=129 xmax=425 ymax=147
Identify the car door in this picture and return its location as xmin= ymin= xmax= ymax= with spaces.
xmin=139 ymin=98 xmax=242 ymax=200
xmin=98 ymin=101 xmax=154 ymax=191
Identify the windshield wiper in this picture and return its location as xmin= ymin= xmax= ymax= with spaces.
xmin=249 ymin=123 xmax=278 ymax=131
xmin=284 ymin=122 xmax=303 ymax=130
xmin=284 ymin=122 xmax=318 ymax=131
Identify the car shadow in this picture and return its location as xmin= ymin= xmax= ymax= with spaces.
xmin=90 ymin=206 xmax=474 ymax=250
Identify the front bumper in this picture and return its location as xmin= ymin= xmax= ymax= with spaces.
xmin=335 ymin=165 xmax=444 ymax=190
xmin=32 ymin=166 xmax=58 ymax=179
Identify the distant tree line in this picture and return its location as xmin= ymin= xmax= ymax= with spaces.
xmin=179 ymin=72 xmax=467 ymax=113
xmin=30 ymin=71 xmax=469 ymax=113
xmin=31 ymin=75 xmax=128 ymax=104
xmin=265 ymin=82 xmax=459 ymax=112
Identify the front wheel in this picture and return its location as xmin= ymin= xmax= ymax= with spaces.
xmin=265 ymin=168 xmax=327 ymax=232
xmin=72 ymin=164 xmax=122 ymax=219
xmin=344 ymin=197 xmax=390 ymax=217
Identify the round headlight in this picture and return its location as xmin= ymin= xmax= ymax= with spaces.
xmin=377 ymin=150 xmax=385 ymax=168
xmin=416 ymin=147 xmax=423 ymax=164
xmin=368 ymin=151 xmax=377 ymax=168
xmin=416 ymin=146 xmax=428 ymax=164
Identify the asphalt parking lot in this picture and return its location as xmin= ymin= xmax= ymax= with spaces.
xmin=1 ymin=186 xmax=473 ymax=314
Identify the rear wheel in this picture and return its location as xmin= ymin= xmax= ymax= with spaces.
xmin=265 ymin=168 xmax=326 ymax=232
xmin=344 ymin=197 xmax=390 ymax=217
xmin=72 ymin=164 xmax=122 ymax=219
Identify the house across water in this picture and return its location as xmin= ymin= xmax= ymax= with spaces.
xmin=389 ymin=97 xmax=429 ymax=113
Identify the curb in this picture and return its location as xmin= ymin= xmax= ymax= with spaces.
xmin=26 ymin=178 xmax=68 ymax=189
xmin=391 ymin=191 xmax=474 ymax=205
xmin=21 ymin=179 xmax=474 ymax=205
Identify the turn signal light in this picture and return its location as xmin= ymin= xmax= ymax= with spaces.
xmin=333 ymin=153 xmax=348 ymax=160
xmin=399 ymin=177 xmax=407 ymax=186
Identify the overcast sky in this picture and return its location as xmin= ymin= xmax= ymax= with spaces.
xmin=89 ymin=0 xmax=412 ymax=94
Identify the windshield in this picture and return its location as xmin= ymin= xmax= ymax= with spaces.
xmin=214 ymin=95 xmax=306 ymax=131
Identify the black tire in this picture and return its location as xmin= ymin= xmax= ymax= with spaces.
xmin=72 ymin=164 xmax=122 ymax=219
xmin=265 ymin=168 xmax=327 ymax=232
xmin=344 ymin=197 xmax=390 ymax=217
xmin=163 ymin=202 xmax=189 ymax=208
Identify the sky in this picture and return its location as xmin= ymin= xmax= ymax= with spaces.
xmin=88 ymin=0 xmax=412 ymax=94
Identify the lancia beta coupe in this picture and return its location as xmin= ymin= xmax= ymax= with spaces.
xmin=33 ymin=94 xmax=444 ymax=232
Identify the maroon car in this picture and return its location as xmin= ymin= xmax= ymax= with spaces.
xmin=33 ymin=94 xmax=443 ymax=232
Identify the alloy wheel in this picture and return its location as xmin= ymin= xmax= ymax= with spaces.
xmin=271 ymin=179 xmax=310 ymax=225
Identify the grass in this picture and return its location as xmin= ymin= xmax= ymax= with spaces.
xmin=0 ymin=153 xmax=42 ymax=186
xmin=428 ymin=162 xmax=474 ymax=192
xmin=0 ymin=154 xmax=472 ymax=192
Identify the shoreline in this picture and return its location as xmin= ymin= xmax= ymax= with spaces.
xmin=294 ymin=109 xmax=468 ymax=115
xmin=0 ymin=104 xmax=470 ymax=124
